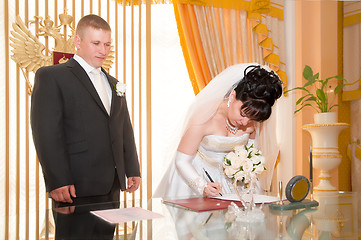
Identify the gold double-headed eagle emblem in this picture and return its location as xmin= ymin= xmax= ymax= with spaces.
xmin=10 ymin=12 xmax=114 ymax=95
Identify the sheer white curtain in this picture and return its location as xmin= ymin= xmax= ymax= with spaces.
xmin=151 ymin=4 xmax=194 ymax=197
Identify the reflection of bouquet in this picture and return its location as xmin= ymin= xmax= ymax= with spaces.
xmin=223 ymin=145 xmax=265 ymax=187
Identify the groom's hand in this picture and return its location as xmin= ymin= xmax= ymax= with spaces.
xmin=50 ymin=185 xmax=76 ymax=203
xmin=126 ymin=176 xmax=141 ymax=193
xmin=203 ymin=182 xmax=222 ymax=197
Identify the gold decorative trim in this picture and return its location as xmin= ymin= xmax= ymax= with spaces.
xmin=302 ymin=123 xmax=350 ymax=128
xmin=174 ymin=0 xmax=284 ymax=20
xmin=313 ymin=154 xmax=343 ymax=158
xmin=313 ymin=151 xmax=339 ymax=154
xmin=342 ymin=88 xmax=361 ymax=101
xmin=313 ymin=147 xmax=338 ymax=150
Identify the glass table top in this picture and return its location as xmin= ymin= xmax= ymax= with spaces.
xmin=40 ymin=191 xmax=359 ymax=240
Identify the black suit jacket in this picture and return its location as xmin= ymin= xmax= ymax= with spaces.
xmin=31 ymin=58 xmax=140 ymax=197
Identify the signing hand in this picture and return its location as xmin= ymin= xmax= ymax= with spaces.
xmin=126 ymin=176 xmax=141 ymax=193
xmin=50 ymin=185 xmax=76 ymax=203
xmin=203 ymin=182 xmax=222 ymax=197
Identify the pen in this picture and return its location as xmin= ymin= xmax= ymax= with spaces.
xmin=204 ymin=213 xmax=213 ymax=225
xmin=203 ymin=168 xmax=222 ymax=196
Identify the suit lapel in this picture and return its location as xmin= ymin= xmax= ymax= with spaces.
xmin=66 ymin=59 xmax=110 ymax=116
xmin=104 ymin=71 xmax=120 ymax=116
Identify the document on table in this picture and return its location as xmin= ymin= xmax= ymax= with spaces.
xmin=212 ymin=193 xmax=282 ymax=204
xmin=91 ymin=207 xmax=164 ymax=224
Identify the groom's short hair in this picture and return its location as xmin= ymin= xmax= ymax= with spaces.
xmin=75 ymin=14 xmax=111 ymax=38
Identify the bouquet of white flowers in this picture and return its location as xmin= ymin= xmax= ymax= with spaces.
xmin=223 ymin=144 xmax=266 ymax=222
xmin=223 ymin=144 xmax=265 ymax=187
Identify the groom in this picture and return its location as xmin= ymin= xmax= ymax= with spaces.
xmin=31 ymin=14 xmax=141 ymax=208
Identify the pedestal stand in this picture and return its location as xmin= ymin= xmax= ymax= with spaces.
xmin=302 ymin=113 xmax=349 ymax=191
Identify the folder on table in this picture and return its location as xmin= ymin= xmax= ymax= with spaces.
xmin=162 ymin=197 xmax=242 ymax=212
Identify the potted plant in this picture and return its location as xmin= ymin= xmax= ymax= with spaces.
xmin=286 ymin=65 xmax=349 ymax=190
xmin=285 ymin=65 xmax=346 ymax=114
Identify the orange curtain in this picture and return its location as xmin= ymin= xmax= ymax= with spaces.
xmin=117 ymin=0 xmax=172 ymax=5
xmin=173 ymin=0 xmax=287 ymax=94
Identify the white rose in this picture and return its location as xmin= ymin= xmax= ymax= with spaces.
xmin=224 ymin=167 xmax=236 ymax=178
xmin=116 ymin=82 xmax=127 ymax=96
xmin=225 ymin=152 xmax=237 ymax=162
xmin=231 ymin=157 xmax=243 ymax=170
xmin=234 ymin=145 xmax=248 ymax=158
xmin=234 ymin=171 xmax=245 ymax=182
xmin=254 ymin=164 xmax=265 ymax=174
xmin=259 ymin=155 xmax=265 ymax=165
xmin=251 ymin=155 xmax=262 ymax=165
xmin=242 ymin=160 xmax=253 ymax=173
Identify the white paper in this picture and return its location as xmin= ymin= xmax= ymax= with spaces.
xmin=91 ymin=207 xmax=164 ymax=224
xmin=212 ymin=194 xmax=283 ymax=204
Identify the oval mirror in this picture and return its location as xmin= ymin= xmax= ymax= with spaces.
xmin=285 ymin=175 xmax=310 ymax=202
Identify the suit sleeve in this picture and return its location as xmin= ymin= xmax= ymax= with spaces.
xmin=121 ymin=98 xmax=141 ymax=178
xmin=31 ymin=67 xmax=74 ymax=192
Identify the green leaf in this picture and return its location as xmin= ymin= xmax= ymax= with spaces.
xmin=334 ymin=84 xmax=346 ymax=95
xmin=330 ymin=75 xmax=344 ymax=81
xmin=299 ymin=95 xmax=317 ymax=105
xmin=225 ymin=158 xmax=231 ymax=165
xmin=286 ymin=86 xmax=311 ymax=94
xmin=316 ymin=89 xmax=326 ymax=103
xmin=296 ymin=96 xmax=307 ymax=105
xmin=303 ymin=65 xmax=313 ymax=79
xmin=294 ymin=103 xmax=319 ymax=114
xmin=303 ymin=95 xmax=317 ymax=101
xmin=329 ymin=104 xmax=341 ymax=111
xmin=304 ymin=79 xmax=317 ymax=88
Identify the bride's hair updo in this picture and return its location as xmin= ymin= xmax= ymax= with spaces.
xmin=234 ymin=65 xmax=283 ymax=122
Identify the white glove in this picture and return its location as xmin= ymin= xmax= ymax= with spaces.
xmin=175 ymin=151 xmax=207 ymax=195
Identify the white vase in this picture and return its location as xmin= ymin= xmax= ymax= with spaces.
xmin=302 ymin=112 xmax=349 ymax=191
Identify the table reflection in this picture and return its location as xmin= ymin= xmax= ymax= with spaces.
xmin=159 ymin=191 xmax=358 ymax=239
xmin=52 ymin=202 xmax=120 ymax=240
xmin=40 ymin=191 xmax=358 ymax=239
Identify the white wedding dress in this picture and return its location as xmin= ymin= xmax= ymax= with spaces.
xmin=156 ymin=133 xmax=262 ymax=200
xmin=154 ymin=64 xmax=279 ymax=200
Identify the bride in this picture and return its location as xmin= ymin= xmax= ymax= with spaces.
xmin=154 ymin=63 xmax=283 ymax=199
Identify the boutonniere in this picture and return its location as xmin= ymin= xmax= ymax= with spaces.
xmin=113 ymin=82 xmax=126 ymax=97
